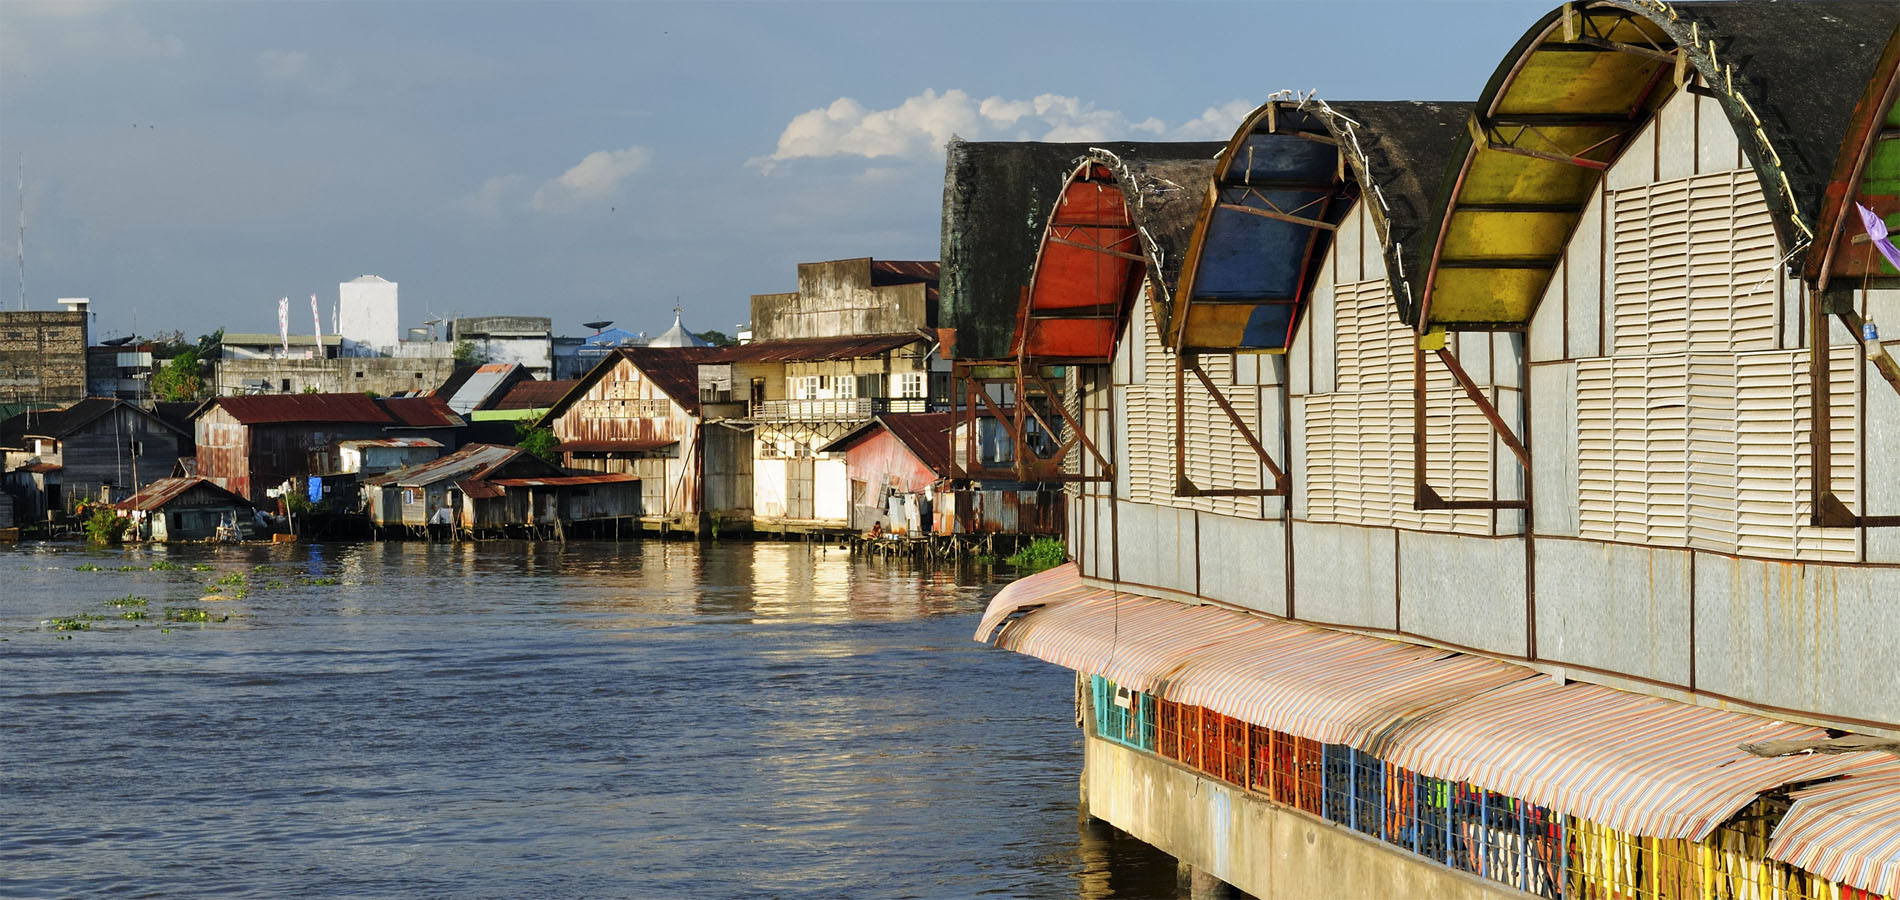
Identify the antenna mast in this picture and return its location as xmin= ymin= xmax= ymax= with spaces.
xmin=16 ymin=157 xmax=24 ymax=311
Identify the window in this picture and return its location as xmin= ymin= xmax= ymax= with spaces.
xmin=893 ymin=372 xmax=926 ymax=399
xmin=827 ymin=375 xmax=856 ymax=399
xmin=790 ymin=375 xmax=822 ymax=400
xmin=280 ymin=379 xmax=291 ymax=392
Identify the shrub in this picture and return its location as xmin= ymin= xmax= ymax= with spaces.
xmin=84 ymin=507 xmax=129 ymax=544
xmin=1004 ymin=537 xmax=1068 ymax=572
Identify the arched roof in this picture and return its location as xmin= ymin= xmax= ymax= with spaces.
xmin=1809 ymin=21 xmax=1900 ymax=291
xmin=1014 ymin=149 xmax=1217 ymax=363
xmin=1170 ymin=97 xmax=1470 ymax=351
xmin=1414 ymin=0 xmax=1900 ymax=330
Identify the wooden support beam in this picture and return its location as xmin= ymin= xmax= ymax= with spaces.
xmin=1046 ymin=235 xmax=1147 ymax=263
xmin=1216 ymin=202 xmax=1338 ymax=231
xmin=1481 ymin=140 xmax=1613 ymax=170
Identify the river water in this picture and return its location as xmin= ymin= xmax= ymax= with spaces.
xmin=1 ymin=540 xmax=1183 ymax=899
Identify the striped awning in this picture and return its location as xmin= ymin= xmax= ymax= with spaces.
xmin=975 ymin=564 xmax=1531 ymax=743
xmin=976 ymin=563 xmax=1898 ymax=844
xmin=1769 ymin=761 xmax=1900 ymax=897
xmin=1376 ymin=677 xmax=1888 ymax=840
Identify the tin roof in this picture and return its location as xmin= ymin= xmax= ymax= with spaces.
xmin=493 ymin=379 xmax=577 ymax=410
xmin=204 ymin=393 xmax=463 ymax=428
xmin=0 ymin=398 xmax=189 ymax=446
xmin=361 ymin=443 xmax=533 ymax=487
xmin=445 ymin=363 xmax=525 ymax=414
xmin=338 ymin=437 xmax=444 ymax=449
xmin=487 ymin=473 xmax=640 ymax=488
xmin=380 ymin=396 xmax=463 ymax=428
xmin=114 ymin=476 xmax=250 ymax=511
xmin=821 ymin=412 xmax=954 ymax=476
xmin=553 ymin=438 xmax=677 ymax=454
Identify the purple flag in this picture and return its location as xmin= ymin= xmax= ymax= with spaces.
xmin=1856 ymin=203 xmax=1900 ymax=275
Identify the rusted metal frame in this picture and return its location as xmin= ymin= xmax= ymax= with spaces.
xmin=1435 ymin=348 xmax=1531 ymax=470
xmin=1478 ymin=137 xmax=1612 ymax=171
xmin=1215 ymin=202 xmax=1337 ymax=231
xmin=1818 ymin=58 xmax=1900 ymax=288
xmin=955 ymin=367 xmax=1023 ymax=481
xmin=1542 ymin=36 xmax=1678 ymax=64
xmin=1186 ymin=357 xmax=1288 ymax=492
xmin=1812 ymin=301 xmax=1900 ymax=527
xmin=1412 ymin=338 xmax=1531 ymax=511
xmin=1232 ymin=185 xmax=1332 ymax=220
xmin=1026 ymin=372 xmax=1111 ymax=483
xmin=1171 ymin=355 xmax=1281 ymax=499
xmin=1837 ymin=309 xmax=1900 ymax=395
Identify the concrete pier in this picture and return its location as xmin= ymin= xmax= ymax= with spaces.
xmin=1082 ymin=736 xmax=1529 ymax=900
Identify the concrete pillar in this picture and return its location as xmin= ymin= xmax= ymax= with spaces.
xmin=1177 ymin=862 xmax=1237 ymax=900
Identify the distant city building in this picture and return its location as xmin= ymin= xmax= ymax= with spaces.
xmin=338 ymin=275 xmax=400 ymax=355
xmin=0 ymin=302 xmax=90 ymax=413
xmin=451 ymin=316 xmax=553 ymax=378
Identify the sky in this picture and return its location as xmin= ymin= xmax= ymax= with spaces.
xmin=0 ymin=0 xmax=1536 ymax=344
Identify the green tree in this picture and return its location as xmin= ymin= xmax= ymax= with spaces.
xmin=695 ymin=329 xmax=738 ymax=347
xmin=452 ymin=340 xmax=482 ymax=364
xmin=514 ymin=422 xmax=560 ymax=462
xmin=150 ymin=349 xmax=206 ymax=402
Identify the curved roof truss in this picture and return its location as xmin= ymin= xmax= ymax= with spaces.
xmin=1416 ymin=0 xmax=1900 ymax=330
xmin=1810 ymin=23 xmax=1900 ymax=292
xmin=1171 ymin=101 xmax=1359 ymax=352
xmin=1013 ymin=162 xmax=1144 ymax=363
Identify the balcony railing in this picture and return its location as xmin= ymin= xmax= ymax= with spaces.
xmin=747 ymin=398 xmax=932 ymax=421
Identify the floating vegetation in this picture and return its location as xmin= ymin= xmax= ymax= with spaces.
xmin=74 ymin=563 xmax=103 ymax=572
xmin=263 ymin=579 xmax=286 ymax=590
xmin=120 ymin=610 xmax=148 ymax=620
xmin=48 ymin=614 xmax=105 ymax=631
xmin=105 ymin=595 xmax=148 ymax=608
xmin=148 ymin=560 xmax=183 ymax=571
xmin=213 ymin=572 xmax=246 ymax=586
xmin=297 ymin=576 xmax=340 ymax=587
xmin=117 ymin=565 xmax=142 ymax=572
xmin=1005 ymin=537 xmax=1069 ymax=572
xmin=163 ymin=607 xmax=228 ymax=624
xmin=190 ymin=564 xmax=213 ymax=572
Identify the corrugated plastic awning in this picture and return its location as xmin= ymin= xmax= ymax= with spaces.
xmin=975 ymin=564 xmax=1530 ymax=742
xmin=1375 ymin=677 xmax=1886 ymax=840
xmin=1769 ymin=761 xmax=1900 ymax=897
xmin=976 ymin=563 xmax=1895 ymax=843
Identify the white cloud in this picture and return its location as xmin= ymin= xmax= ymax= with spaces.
xmin=460 ymin=175 xmax=524 ymax=220
xmin=1 ymin=4 xmax=183 ymax=77
xmin=526 ymin=145 xmax=653 ymax=213
xmin=750 ymin=90 xmax=1252 ymax=173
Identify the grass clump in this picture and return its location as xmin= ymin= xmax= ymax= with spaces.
xmin=1004 ymin=537 xmax=1068 ymax=572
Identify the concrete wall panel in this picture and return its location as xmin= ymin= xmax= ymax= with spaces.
xmin=1534 ymin=539 xmax=1692 ymax=686
xmin=1290 ymin=521 xmax=1396 ymax=630
xmin=1397 ymin=531 xmax=1526 ymax=658
xmin=1196 ymin=511 xmax=1287 ymax=617
xmin=1530 ymin=363 xmax=1579 ymax=536
xmin=1115 ymin=500 xmax=1196 ymax=597
xmin=1693 ymin=555 xmax=1900 ymax=727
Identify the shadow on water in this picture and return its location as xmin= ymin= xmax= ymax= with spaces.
xmin=0 ymin=539 xmax=1189 ymax=899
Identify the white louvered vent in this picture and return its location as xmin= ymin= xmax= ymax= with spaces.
xmin=1610 ymin=170 xmax=1779 ymax=357
xmin=1577 ymin=349 xmax=1859 ymax=561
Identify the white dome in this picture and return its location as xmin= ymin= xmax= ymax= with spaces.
xmin=648 ymin=310 xmax=710 ymax=348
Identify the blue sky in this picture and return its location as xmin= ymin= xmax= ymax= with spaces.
xmin=0 ymin=0 xmax=1534 ymax=343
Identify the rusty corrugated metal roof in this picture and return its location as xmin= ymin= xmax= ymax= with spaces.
xmin=488 ymin=473 xmax=640 ymax=487
xmin=208 ymin=393 xmax=393 ymax=425
xmin=113 ymin=476 xmax=249 ymax=511
xmin=338 ymin=437 xmax=444 ymax=449
xmin=822 ymin=412 xmax=954 ymax=476
xmin=362 ymin=443 xmax=523 ymax=487
xmin=494 ymin=379 xmax=577 ymax=410
xmin=380 ymin=396 xmax=464 ymax=428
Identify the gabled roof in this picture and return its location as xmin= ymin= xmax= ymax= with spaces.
xmin=198 ymin=393 xmax=463 ymax=428
xmin=940 ymin=139 xmax=1227 ymax=361
xmin=114 ymin=476 xmax=251 ymax=512
xmin=444 ymin=363 xmax=528 ymax=414
xmin=821 ymin=412 xmax=954 ymax=477
xmin=338 ymin=437 xmax=443 ymax=450
xmin=0 ymin=398 xmax=190 ymax=447
xmin=361 ymin=442 xmax=556 ymax=488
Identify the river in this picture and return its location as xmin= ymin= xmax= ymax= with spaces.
xmin=0 ymin=540 xmax=1183 ymax=899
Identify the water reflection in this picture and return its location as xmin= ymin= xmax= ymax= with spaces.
xmin=1 ymin=539 xmax=1186 ymax=899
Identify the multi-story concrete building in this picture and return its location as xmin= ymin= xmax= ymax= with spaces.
xmin=963 ymin=5 xmax=1900 ymax=899
xmin=338 ymin=275 xmax=400 ymax=356
xmin=451 ymin=316 xmax=553 ymax=379
xmin=0 ymin=301 xmax=89 ymax=413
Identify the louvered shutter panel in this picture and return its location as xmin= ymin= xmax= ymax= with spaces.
xmin=1734 ymin=351 xmax=1803 ymax=557
xmin=1685 ymin=355 xmax=1737 ymax=549
xmin=1612 ymin=170 xmax=1780 ymax=357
